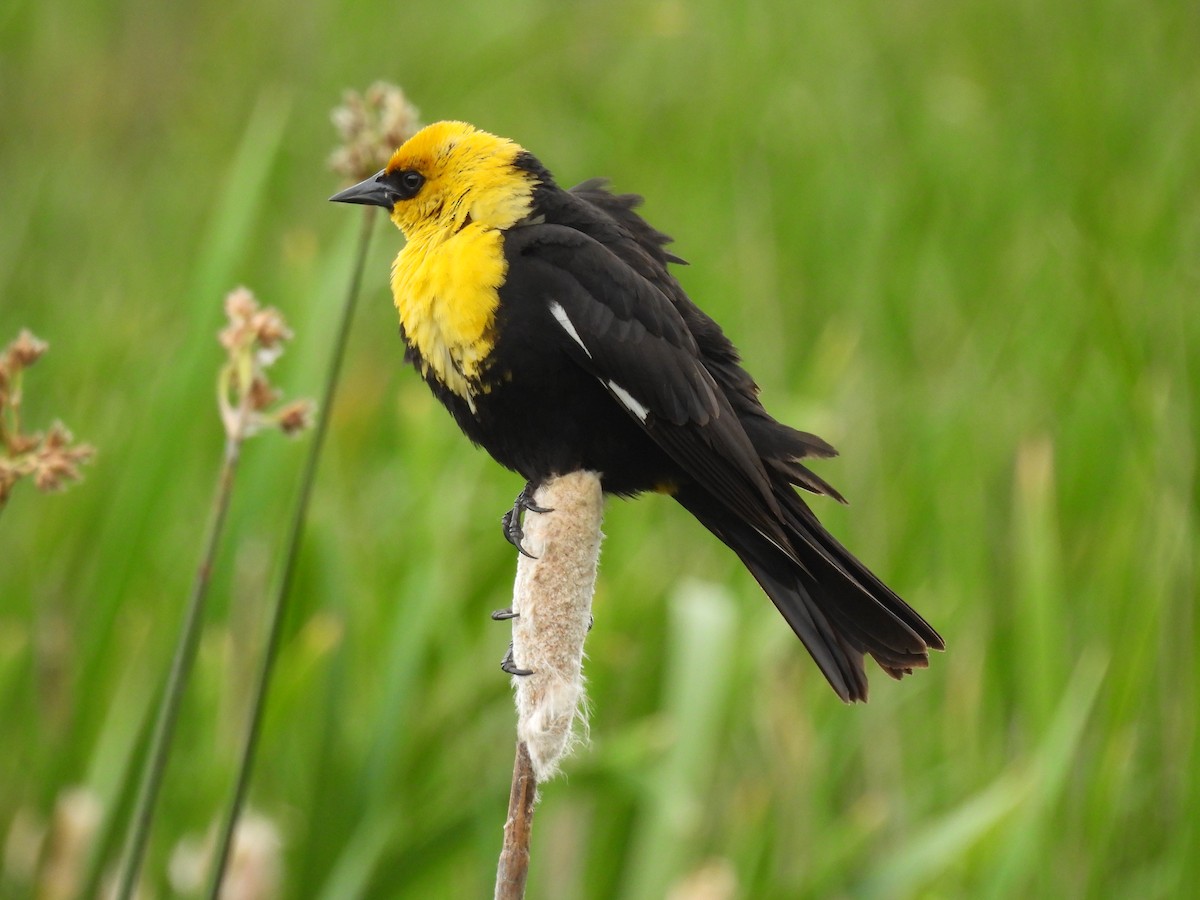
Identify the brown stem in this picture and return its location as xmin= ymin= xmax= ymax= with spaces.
xmin=495 ymin=741 xmax=538 ymax=900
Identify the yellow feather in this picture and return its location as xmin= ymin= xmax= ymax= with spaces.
xmin=385 ymin=122 xmax=537 ymax=404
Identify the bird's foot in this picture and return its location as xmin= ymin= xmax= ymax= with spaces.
xmin=491 ymin=607 xmax=518 ymax=621
xmin=501 ymin=482 xmax=553 ymax=558
xmin=500 ymin=641 xmax=533 ymax=677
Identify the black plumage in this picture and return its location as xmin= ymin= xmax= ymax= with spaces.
xmin=413 ymin=154 xmax=943 ymax=702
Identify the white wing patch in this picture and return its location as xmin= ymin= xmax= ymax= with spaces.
xmin=548 ymin=302 xmax=592 ymax=359
xmin=606 ymin=380 xmax=649 ymax=422
xmin=548 ymin=301 xmax=648 ymax=422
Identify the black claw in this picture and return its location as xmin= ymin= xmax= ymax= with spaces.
xmin=500 ymin=642 xmax=533 ymax=677
xmin=501 ymin=482 xmax=554 ymax=558
xmin=491 ymin=608 xmax=519 ymax=621
xmin=587 ymin=614 xmax=594 ymax=633
xmin=502 ymin=506 xmax=537 ymax=558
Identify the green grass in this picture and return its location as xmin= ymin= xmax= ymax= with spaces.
xmin=1 ymin=0 xmax=1197 ymax=897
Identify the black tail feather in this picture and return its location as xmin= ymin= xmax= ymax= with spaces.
xmin=775 ymin=487 xmax=945 ymax=655
xmin=675 ymin=483 xmax=942 ymax=702
xmin=767 ymin=457 xmax=847 ymax=503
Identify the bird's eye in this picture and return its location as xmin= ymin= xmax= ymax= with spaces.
xmin=396 ymin=170 xmax=424 ymax=199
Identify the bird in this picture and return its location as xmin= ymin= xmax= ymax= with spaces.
xmin=330 ymin=120 xmax=943 ymax=702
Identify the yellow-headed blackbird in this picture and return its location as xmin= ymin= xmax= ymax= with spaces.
xmin=331 ymin=121 xmax=943 ymax=702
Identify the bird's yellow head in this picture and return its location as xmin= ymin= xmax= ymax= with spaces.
xmin=329 ymin=121 xmax=538 ymax=241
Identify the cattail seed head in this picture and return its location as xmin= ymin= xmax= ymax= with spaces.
xmin=508 ymin=471 xmax=605 ymax=782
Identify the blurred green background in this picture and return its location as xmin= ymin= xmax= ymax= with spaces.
xmin=2 ymin=0 xmax=1196 ymax=897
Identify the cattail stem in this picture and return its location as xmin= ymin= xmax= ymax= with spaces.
xmin=113 ymin=435 xmax=244 ymax=900
xmin=494 ymin=470 xmax=604 ymax=898
xmin=205 ymin=205 xmax=377 ymax=898
xmin=495 ymin=741 xmax=538 ymax=900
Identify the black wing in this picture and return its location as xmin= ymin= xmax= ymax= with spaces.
xmin=559 ymin=181 xmax=847 ymax=502
xmin=504 ymin=222 xmax=796 ymax=556
xmin=505 ymin=182 xmax=943 ymax=702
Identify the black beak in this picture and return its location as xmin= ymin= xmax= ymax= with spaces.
xmin=329 ymin=170 xmax=395 ymax=208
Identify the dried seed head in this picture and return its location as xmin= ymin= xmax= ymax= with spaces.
xmin=42 ymin=421 xmax=70 ymax=451
xmin=224 ymin=286 xmax=258 ymax=325
xmin=250 ymin=308 xmax=291 ymax=349
xmin=246 ymin=375 xmax=279 ymax=413
xmin=31 ymin=423 xmax=95 ymax=494
xmin=4 ymin=329 xmax=48 ymax=372
xmin=215 ymin=287 xmax=312 ymax=445
xmin=0 ymin=330 xmax=94 ymax=507
xmin=220 ymin=286 xmax=261 ymax=353
xmin=7 ymin=431 xmax=40 ymax=455
xmin=275 ymin=399 xmax=315 ymax=437
xmin=329 ymin=82 xmax=422 ymax=181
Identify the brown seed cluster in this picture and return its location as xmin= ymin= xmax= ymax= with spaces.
xmin=328 ymin=82 xmax=422 ymax=182
xmin=218 ymin=287 xmax=314 ymax=443
xmin=0 ymin=330 xmax=95 ymax=508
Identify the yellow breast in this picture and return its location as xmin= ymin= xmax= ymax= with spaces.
xmin=391 ymin=223 xmax=508 ymax=405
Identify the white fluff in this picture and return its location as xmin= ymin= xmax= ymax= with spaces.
xmin=509 ymin=471 xmax=605 ymax=781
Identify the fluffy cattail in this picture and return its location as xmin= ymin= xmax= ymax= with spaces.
xmin=507 ymin=470 xmax=605 ymax=781
xmin=496 ymin=471 xmax=604 ymax=899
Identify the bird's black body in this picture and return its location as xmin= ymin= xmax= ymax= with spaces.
xmin=401 ymin=153 xmax=943 ymax=702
